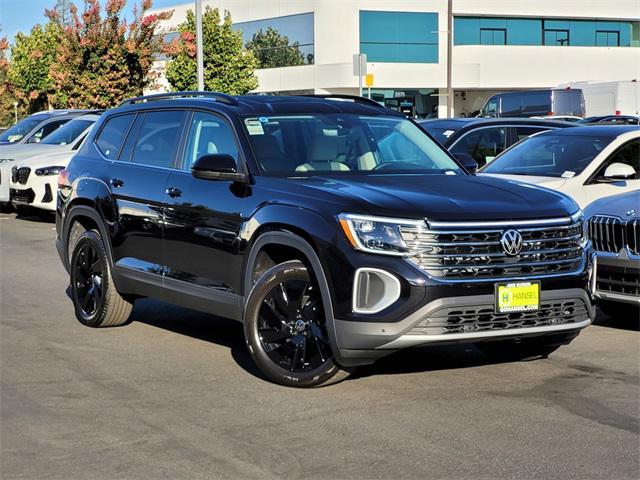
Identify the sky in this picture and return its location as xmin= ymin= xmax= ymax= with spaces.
xmin=0 ymin=0 xmax=183 ymax=41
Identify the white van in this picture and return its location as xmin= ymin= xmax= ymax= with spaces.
xmin=562 ymin=80 xmax=640 ymax=116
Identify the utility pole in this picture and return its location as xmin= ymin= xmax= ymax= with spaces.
xmin=446 ymin=0 xmax=453 ymax=118
xmin=195 ymin=0 xmax=205 ymax=91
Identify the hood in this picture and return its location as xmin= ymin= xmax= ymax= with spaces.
xmin=481 ymin=173 xmax=569 ymax=190
xmin=13 ymin=149 xmax=76 ymax=169
xmin=0 ymin=144 xmax=69 ymax=163
xmin=261 ymin=173 xmax=579 ymax=221
xmin=584 ymin=190 xmax=640 ymax=219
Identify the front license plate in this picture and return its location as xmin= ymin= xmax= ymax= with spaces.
xmin=495 ymin=282 xmax=540 ymax=313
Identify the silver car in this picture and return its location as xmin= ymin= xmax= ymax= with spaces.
xmin=585 ymin=190 xmax=640 ymax=317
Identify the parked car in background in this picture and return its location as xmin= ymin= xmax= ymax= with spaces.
xmin=418 ymin=118 xmax=574 ymax=168
xmin=478 ymin=89 xmax=585 ymax=118
xmin=480 ymin=126 xmax=640 ymax=208
xmin=585 ymin=190 xmax=639 ymax=319
xmin=0 ymin=113 xmax=100 ymax=208
xmin=563 ymin=80 xmax=639 ymax=117
xmin=0 ymin=110 xmax=91 ymax=146
xmin=56 ymin=92 xmax=593 ymax=388
xmin=579 ymin=115 xmax=640 ymax=125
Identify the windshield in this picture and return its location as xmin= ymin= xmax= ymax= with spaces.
xmin=0 ymin=116 xmax=48 ymax=143
xmin=481 ymin=134 xmax=613 ymax=177
xmin=41 ymin=119 xmax=94 ymax=145
xmin=244 ymin=114 xmax=463 ymax=176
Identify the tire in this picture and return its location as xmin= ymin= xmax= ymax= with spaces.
xmin=476 ymin=331 xmax=578 ymax=362
xmin=14 ymin=205 xmax=33 ymax=216
xmin=597 ymin=300 xmax=639 ymax=322
xmin=69 ymin=228 xmax=133 ymax=328
xmin=243 ymin=260 xmax=352 ymax=387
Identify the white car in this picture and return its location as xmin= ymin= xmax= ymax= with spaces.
xmin=9 ymin=149 xmax=76 ymax=212
xmin=479 ymin=126 xmax=640 ymax=208
xmin=0 ymin=114 xmax=100 ymax=205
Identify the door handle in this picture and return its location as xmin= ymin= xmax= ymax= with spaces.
xmin=166 ymin=187 xmax=182 ymax=198
xmin=110 ymin=178 xmax=124 ymax=188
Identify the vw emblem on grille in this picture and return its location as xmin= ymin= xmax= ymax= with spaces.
xmin=500 ymin=229 xmax=523 ymax=256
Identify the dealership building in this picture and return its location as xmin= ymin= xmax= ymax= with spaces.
xmin=149 ymin=0 xmax=640 ymax=117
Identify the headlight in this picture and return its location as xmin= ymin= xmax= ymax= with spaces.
xmin=338 ymin=213 xmax=425 ymax=256
xmin=0 ymin=159 xmax=14 ymax=163
xmin=35 ymin=166 xmax=66 ymax=176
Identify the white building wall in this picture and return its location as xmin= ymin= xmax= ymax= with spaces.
xmin=149 ymin=0 xmax=640 ymax=115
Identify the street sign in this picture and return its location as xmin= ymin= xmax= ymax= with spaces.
xmin=352 ymin=54 xmax=367 ymax=76
xmin=365 ymin=74 xmax=374 ymax=87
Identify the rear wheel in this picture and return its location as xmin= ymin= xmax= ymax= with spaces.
xmin=476 ymin=331 xmax=578 ymax=361
xmin=243 ymin=260 xmax=352 ymax=387
xmin=69 ymin=229 xmax=133 ymax=327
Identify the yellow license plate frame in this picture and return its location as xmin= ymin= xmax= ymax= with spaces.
xmin=495 ymin=281 xmax=540 ymax=313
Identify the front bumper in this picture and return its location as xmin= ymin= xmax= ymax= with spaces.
xmin=9 ymin=175 xmax=56 ymax=211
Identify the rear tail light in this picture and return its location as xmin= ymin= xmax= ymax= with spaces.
xmin=547 ymin=111 xmax=554 ymax=116
xmin=615 ymin=110 xmax=621 ymax=115
xmin=57 ymin=168 xmax=70 ymax=190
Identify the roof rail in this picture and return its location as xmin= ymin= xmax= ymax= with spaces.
xmin=118 ymin=91 xmax=239 ymax=107
xmin=302 ymin=94 xmax=384 ymax=109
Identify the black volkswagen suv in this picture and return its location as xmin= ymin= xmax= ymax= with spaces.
xmin=56 ymin=92 xmax=594 ymax=387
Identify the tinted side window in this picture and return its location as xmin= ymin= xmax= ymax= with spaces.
xmin=131 ymin=111 xmax=187 ymax=168
xmin=522 ymin=92 xmax=550 ymax=115
xmin=95 ymin=114 xmax=135 ymax=159
xmin=26 ymin=119 xmax=70 ymax=144
xmin=501 ymin=96 xmax=521 ymax=116
xmin=450 ymin=127 xmax=507 ymax=167
xmin=593 ymin=139 xmax=640 ymax=180
xmin=515 ymin=126 xmax=549 ymax=142
xmin=183 ymin=112 xmax=238 ymax=170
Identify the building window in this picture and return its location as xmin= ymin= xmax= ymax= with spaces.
xmin=359 ymin=11 xmax=439 ymax=63
xmin=234 ymin=13 xmax=314 ymax=68
xmin=454 ymin=16 xmax=637 ymax=47
xmin=480 ymin=28 xmax=506 ymax=45
xmin=544 ymin=29 xmax=569 ymax=46
xmin=596 ymin=30 xmax=620 ymax=47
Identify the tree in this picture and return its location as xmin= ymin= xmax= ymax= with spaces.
xmin=164 ymin=7 xmax=258 ymax=94
xmin=245 ymin=27 xmax=307 ymax=69
xmin=48 ymin=0 xmax=172 ymax=109
xmin=47 ymin=0 xmax=74 ymax=27
xmin=0 ymin=32 xmax=20 ymax=126
xmin=8 ymin=22 xmax=60 ymax=112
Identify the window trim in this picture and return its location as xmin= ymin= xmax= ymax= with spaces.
xmin=543 ymin=28 xmax=570 ymax=46
xmin=595 ymin=30 xmax=620 ymax=47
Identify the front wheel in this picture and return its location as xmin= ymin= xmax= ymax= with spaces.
xmin=243 ymin=260 xmax=352 ymax=387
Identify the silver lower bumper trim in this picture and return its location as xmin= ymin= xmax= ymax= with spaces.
xmin=595 ymin=290 xmax=640 ymax=305
xmin=377 ymin=318 xmax=591 ymax=349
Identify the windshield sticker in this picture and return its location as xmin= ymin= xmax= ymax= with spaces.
xmin=484 ymin=156 xmax=496 ymax=164
xmin=245 ymin=119 xmax=264 ymax=135
xmin=258 ymin=116 xmax=269 ymax=123
xmin=445 ymin=170 xmax=457 ymax=175
xmin=443 ymin=130 xmax=455 ymax=138
xmin=561 ymin=171 xmax=576 ymax=178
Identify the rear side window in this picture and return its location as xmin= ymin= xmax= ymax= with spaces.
xmin=515 ymin=126 xmax=549 ymax=141
xmin=450 ymin=127 xmax=507 ymax=167
xmin=96 ymin=114 xmax=135 ymax=159
xmin=131 ymin=110 xmax=187 ymax=168
xmin=501 ymin=96 xmax=521 ymax=116
xmin=522 ymin=92 xmax=550 ymax=115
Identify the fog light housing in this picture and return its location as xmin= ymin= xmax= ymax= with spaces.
xmin=353 ymin=268 xmax=401 ymax=314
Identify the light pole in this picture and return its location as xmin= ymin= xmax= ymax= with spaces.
xmin=13 ymin=102 xmax=18 ymax=124
xmin=195 ymin=0 xmax=204 ymax=91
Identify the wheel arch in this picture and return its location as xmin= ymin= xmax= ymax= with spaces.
xmin=62 ymin=204 xmax=114 ymax=272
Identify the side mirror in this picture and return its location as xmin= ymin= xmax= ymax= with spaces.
xmin=603 ymin=162 xmax=636 ymax=180
xmin=191 ymin=154 xmax=248 ymax=182
xmin=454 ymin=153 xmax=479 ymax=174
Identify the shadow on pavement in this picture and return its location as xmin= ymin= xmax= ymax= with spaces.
xmin=594 ymin=308 xmax=640 ymax=332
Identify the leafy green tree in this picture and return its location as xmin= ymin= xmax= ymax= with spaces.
xmin=47 ymin=0 xmax=74 ymax=27
xmin=0 ymin=33 xmax=20 ymax=126
xmin=8 ymin=22 xmax=61 ymax=112
xmin=48 ymin=0 xmax=172 ymax=109
xmin=245 ymin=27 xmax=307 ymax=68
xmin=164 ymin=7 xmax=258 ymax=94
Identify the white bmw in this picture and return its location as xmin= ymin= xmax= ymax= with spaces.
xmin=479 ymin=126 xmax=640 ymax=209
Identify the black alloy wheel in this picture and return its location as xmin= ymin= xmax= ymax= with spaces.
xmin=72 ymin=243 xmax=105 ymax=320
xmin=258 ymin=279 xmax=331 ymax=372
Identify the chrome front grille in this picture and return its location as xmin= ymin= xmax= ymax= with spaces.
xmin=401 ymin=219 xmax=584 ymax=281
xmin=589 ymin=215 xmax=639 ymax=255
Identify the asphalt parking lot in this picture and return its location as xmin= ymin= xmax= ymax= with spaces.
xmin=1 ymin=211 xmax=639 ymax=480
